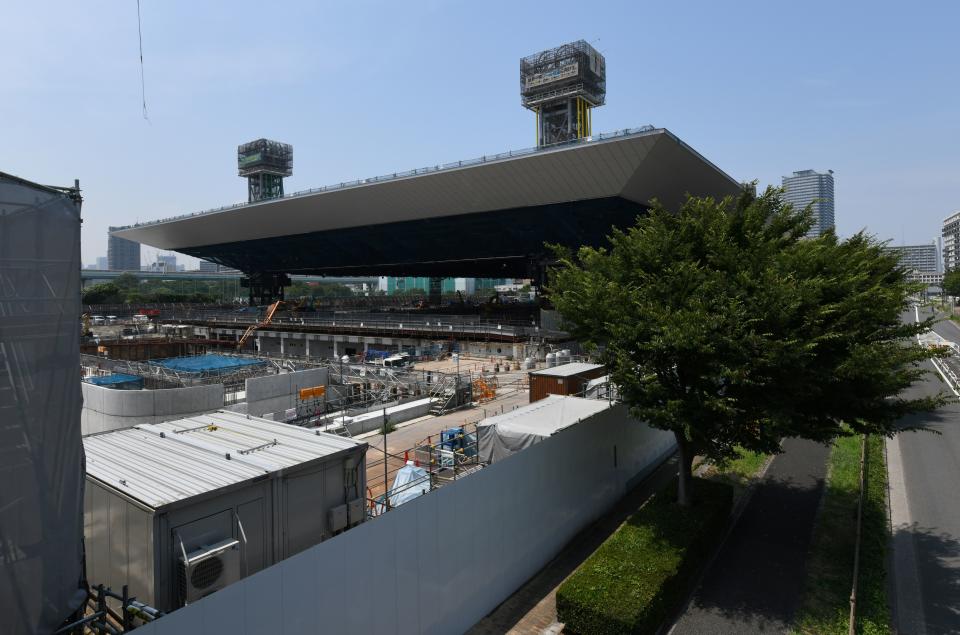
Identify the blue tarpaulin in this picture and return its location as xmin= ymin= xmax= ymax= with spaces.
xmin=388 ymin=462 xmax=430 ymax=508
xmin=148 ymin=354 xmax=267 ymax=374
xmin=85 ymin=373 xmax=144 ymax=389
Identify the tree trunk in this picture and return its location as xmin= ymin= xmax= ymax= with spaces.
xmin=675 ymin=431 xmax=694 ymax=507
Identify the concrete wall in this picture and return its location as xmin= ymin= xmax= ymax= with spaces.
xmin=133 ymin=404 xmax=675 ymax=635
xmin=81 ymin=383 xmax=225 ymax=435
xmin=244 ymin=368 xmax=329 ymax=418
xmin=344 ymin=398 xmax=433 ymax=436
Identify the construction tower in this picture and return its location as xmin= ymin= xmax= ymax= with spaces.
xmin=520 ymin=40 xmax=606 ymax=147
xmin=238 ymin=139 xmax=293 ymax=202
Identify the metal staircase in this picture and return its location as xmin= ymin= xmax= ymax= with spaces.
xmin=428 ymin=374 xmax=460 ymax=415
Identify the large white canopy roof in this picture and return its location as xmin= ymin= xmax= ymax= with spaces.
xmin=114 ymin=127 xmax=739 ymax=251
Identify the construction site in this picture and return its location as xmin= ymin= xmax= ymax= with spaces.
xmin=3 ymin=35 xmax=740 ymax=635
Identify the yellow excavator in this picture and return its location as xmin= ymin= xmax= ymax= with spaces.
xmin=236 ymin=300 xmax=283 ymax=350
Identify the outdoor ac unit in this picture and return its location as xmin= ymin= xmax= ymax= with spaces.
xmin=178 ymin=538 xmax=241 ymax=605
xmin=347 ymin=498 xmax=364 ymax=526
xmin=329 ymin=504 xmax=348 ymax=533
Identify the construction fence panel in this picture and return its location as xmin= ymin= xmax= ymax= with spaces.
xmin=0 ymin=174 xmax=86 ymax=635
xmin=135 ymin=405 xmax=675 ymax=635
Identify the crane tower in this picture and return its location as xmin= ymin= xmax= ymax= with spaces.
xmin=520 ymin=40 xmax=606 ymax=147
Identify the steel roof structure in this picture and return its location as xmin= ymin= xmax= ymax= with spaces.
xmin=114 ymin=127 xmax=740 ymax=279
xmin=83 ymin=410 xmax=361 ymax=510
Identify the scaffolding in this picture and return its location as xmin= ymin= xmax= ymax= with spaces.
xmin=520 ymin=40 xmax=606 ymax=146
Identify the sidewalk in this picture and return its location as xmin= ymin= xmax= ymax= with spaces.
xmin=467 ymin=453 xmax=680 ymax=634
xmin=668 ymin=438 xmax=830 ymax=634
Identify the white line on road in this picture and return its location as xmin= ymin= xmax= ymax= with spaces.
xmin=929 ymin=358 xmax=960 ymax=397
xmin=886 ymin=434 xmax=928 ymax=635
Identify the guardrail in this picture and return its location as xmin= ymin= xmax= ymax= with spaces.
xmin=123 ymin=126 xmax=656 ymax=229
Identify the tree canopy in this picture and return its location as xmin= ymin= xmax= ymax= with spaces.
xmin=549 ymin=186 xmax=946 ymax=505
xmin=941 ymin=270 xmax=960 ymax=297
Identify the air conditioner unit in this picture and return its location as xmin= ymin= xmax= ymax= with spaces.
xmin=178 ymin=538 xmax=241 ymax=605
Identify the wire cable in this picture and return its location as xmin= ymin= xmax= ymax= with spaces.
xmin=136 ymin=0 xmax=149 ymax=120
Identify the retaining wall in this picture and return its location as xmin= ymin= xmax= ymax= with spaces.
xmin=80 ymin=383 xmax=225 ymax=435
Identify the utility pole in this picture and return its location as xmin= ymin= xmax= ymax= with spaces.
xmin=383 ymin=407 xmax=390 ymax=511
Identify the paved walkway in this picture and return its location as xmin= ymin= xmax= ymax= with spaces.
xmin=669 ymin=438 xmax=830 ymax=634
xmin=467 ymin=454 xmax=680 ymax=634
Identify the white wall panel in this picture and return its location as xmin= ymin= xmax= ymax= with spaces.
xmin=145 ymin=406 xmax=675 ymax=635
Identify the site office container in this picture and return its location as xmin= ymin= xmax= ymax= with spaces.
xmin=528 ymin=363 xmax=606 ymax=403
xmin=83 ymin=413 xmax=367 ymax=613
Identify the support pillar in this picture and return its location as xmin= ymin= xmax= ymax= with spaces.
xmin=241 ymin=272 xmax=291 ymax=306
xmin=280 ymin=334 xmax=285 ymax=357
xmin=305 ymin=338 xmax=310 ymax=358
xmin=429 ymin=277 xmax=442 ymax=307
xmin=333 ymin=339 xmax=338 ymax=358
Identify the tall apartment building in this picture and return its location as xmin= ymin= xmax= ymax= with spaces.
xmin=942 ymin=211 xmax=960 ymax=272
xmin=883 ymin=242 xmax=940 ymax=273
xmin=781 ymin=169 xmax=835 ymax=238
xmin=107 ymin=226 xmax=141 ymax=271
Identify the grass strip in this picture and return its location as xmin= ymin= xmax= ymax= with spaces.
xmin=794 ymin=434 xmax=889 ymax=635
xmin=556 ymin=478 xmax=733 ymax=635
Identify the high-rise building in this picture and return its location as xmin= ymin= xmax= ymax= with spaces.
xmin=883 ymin=242 xmax=939 ymax=273
xmin=96 ymin=256 xmax=108 ymax=270
xmin=107 ymin=226 xmax=141 ymax=271
xmin=942 ymin=211 xmax=960 ymax=272
xmin=157 ymin=254 xmax=177 ymax=272
xmin=199 ymin=260 xmax=218 ymax=273
xmin=781 ymin=169 xmax=835 ymax=238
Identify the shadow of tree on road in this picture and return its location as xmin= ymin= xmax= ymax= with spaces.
xmin=892 ymin=524 xmax=960 ymax=635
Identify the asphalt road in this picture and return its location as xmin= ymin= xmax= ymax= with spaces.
xmin=887 ymin=306 xmax=960 ymax=634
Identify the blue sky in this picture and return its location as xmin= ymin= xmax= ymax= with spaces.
xmin=3 ymin=0 xmax=958 ymax=266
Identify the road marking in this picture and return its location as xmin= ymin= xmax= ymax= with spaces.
xmin=929 ymin=358 xmax=960 ymax=397
xmin=914 ymin=306 xmax=960 ymax=396
xmin=886 ymin=434 xmax=928 ymax=635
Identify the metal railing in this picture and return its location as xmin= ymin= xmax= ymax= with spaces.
xmin=123 ymin=126 xmax=656 ymax=229
xmin=167 ymin=308 xmax=563 ymax=340
xmin=365 ymin=423 xmax=482 ymax=518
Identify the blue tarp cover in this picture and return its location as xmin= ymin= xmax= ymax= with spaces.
xmin=388 ymin=462 xmax=430 ymax=508
xmin=148 ymin=353 xmax=266 ymax=373
xmin=85 ymin=373 xmax=143 ymax=387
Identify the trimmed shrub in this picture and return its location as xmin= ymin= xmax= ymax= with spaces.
xmin=556 ymin=478 xmax=733 ymax=634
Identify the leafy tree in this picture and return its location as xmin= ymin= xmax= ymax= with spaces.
xmin=82 ymin=282 xmax=123 ymax=305
xmin=113 ymin=272 xmax=141 ymax=293
xmin=941 ymin=270 xmax=960 ymax=297
xmin=549 ymin=187 xmax=946 ymax=506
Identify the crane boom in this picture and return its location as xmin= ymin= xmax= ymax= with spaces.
xmin=237 ymin=300 xmax=282 ymax=350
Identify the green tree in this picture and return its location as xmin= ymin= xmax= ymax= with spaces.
xmin=82 ymin=282 xmax=123 ymax=305
xmin=549 ymin=187 xmax=946 ymax=506
xmin=113 ymin=272 xmax=140 ymax=294
xmin=941 ymin=270 xmax=960 ymax=297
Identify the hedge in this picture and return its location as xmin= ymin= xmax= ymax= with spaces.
xmin=556 ymin=478 xmax=733 ymax=634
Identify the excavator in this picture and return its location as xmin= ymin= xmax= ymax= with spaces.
xmin=236 ymin=300 xmax=283 ymax=350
